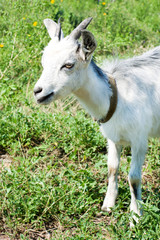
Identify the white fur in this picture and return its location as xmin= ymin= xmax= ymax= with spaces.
xmin=34 ymin=19 xmax=160 ymax=225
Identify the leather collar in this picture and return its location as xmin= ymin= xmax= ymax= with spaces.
xmin=97 ymin=75 xmax=118 ymax=125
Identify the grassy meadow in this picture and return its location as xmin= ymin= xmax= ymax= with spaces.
xmin=0 ymin=0 xmax=160 ymax=239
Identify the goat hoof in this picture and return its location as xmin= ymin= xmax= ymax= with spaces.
xmin=101 ymin=205 xmax=112 ymax=212
xmin=130 ymin=221 xmax=135 ymax=228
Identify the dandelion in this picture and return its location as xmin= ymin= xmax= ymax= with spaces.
xmin=51 ymin=0 xmax=55 ymax=3
xmin=60 ymin=0 xmax=63 ymax=2
xmin=23 ymin=17 xmax=26 ymax=20
xmin=102 ymin=2 xmax=106 ymax=5
xmin=33 ymin=21 xmax=38 ymax=27
xmin=83 ymin=155 xmax=87 ymax=161
xmin=0 ymin=44 xmax=4 ymax=48
xmin=103 ymin=13 xmax=106 ymax=16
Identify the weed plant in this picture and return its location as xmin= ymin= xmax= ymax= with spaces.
xmin=0 ymin=0 xmax=160 ymax=239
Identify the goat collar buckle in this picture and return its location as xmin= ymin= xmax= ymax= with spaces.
xmin=97 ymin=75 xmax=118 ymax=125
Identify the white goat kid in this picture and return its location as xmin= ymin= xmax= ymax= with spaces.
xmin=34 ymin=18 xmax=160 ymax=224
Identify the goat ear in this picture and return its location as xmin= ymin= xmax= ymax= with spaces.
xmin=43 ymin=19 xmax=64 ymax=40
xmin=80 ymin=30 xmax=97 ymax=61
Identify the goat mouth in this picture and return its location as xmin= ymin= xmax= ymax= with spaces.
xmin=37 ymin=92 xmax=54 ymax=104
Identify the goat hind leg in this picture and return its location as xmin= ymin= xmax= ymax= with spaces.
xmin=102 ymin=140 xmax=121 ymax=212
xmin=129 ymin=143 xmax=147 ymax=224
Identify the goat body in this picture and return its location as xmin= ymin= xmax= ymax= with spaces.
xmin=34 ymin=18 xmax=160 ymax=224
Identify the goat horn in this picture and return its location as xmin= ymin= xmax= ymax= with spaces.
xmin=55 ymin=18 xmax=62 ymax=40
xmin=70 ymin=17 xmax=93 ymax=40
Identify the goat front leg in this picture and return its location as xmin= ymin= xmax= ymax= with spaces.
xmin=129 ymin=142 xmax=147 ymax=225
xmin=102 ymin=140 xmax=121 ymax=212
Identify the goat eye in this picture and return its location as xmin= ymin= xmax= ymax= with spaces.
xmin=62 ymin=63 xmax=74 ymax=70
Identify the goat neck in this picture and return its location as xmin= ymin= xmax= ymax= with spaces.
xmin=74 ymin=60 xmax=113 ymax=121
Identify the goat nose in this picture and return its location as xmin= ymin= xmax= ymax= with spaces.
xmin=34 ymin=86 xmax=43 ymax=95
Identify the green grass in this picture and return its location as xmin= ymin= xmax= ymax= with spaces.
xmin=0 ymin=0 xmax=160 ymax=239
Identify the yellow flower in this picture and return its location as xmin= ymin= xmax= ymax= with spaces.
xmin=61 ymin=0 xmax=63 ymax=2
xmin=23 ymin=17 xmax=26 ymax=20
xmin=33 ymin=21 xmax=38 ymax=27
xmin=0 ymin=44 xmax=4 ymax=48
xmin=103 ymin=13 xmax=106 ymax=16
xmin=28 ymin=34 xmax=31 ymax=37
xmin=51 ymin=0 xmax=55 ymax=3
xmin=102 ymin=2 xmax=106 ymax=5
